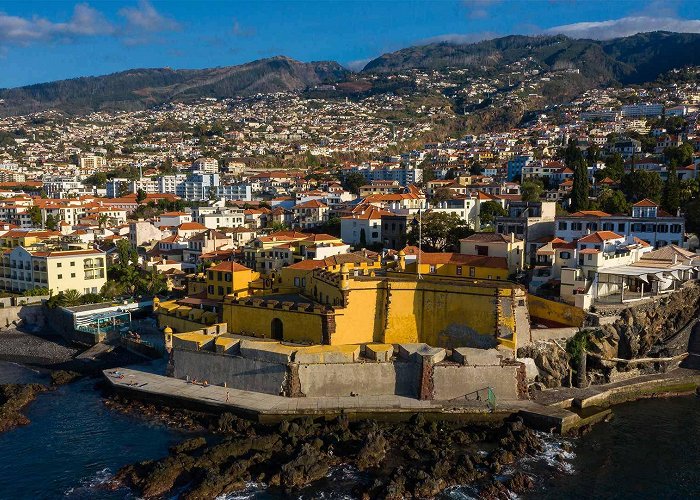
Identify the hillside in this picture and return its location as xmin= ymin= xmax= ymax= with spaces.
xmin=0 ymin=56 xmax=349 ymax=116
xmin=362 ymin=31 xmax=700 ymax=84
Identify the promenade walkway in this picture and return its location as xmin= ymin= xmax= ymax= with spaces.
xmin=104 ymin=364 xmax=700 ymax=432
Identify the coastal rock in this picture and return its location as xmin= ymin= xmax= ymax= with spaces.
xmin=356 ymin=432 xmax=388 ymax=470
xmin=280 ymin=442 xmax=330 ymax=490
xmin=0 ymin=384 xmax=48 ymax=433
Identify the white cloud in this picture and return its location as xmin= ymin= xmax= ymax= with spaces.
xmin=545 ymin=16 xmax=700 ymax=40
xmin=461 ymin=0 xmax=502 ymax=20
xmin=345 ymin=58 xmax=372 ymax=72
xmin=418 ymin=32 xmax=499 ymax=45
xmin=0 ymin=3 xmax=114 ymax=45
xmin=231 ymin=19 xmax=255 ymax=38
xmin=118 ymin=0 xmax=181 ymax=33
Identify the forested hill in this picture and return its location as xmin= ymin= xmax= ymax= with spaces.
xmin=362 ymin=31 xmax=700 ymax=84
xmin=0 ymin=56 xmax=349 ymax=117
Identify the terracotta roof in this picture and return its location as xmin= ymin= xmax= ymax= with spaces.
xmin=578 ymin=248 xmax=600 ymax=254
xmin=178 ymin=222 xmax=207 ymax=231
xmin=578 ymin=231 xmax=623 ymax=243
xmin=568 ymin=210 xmax=611 ymax=217
xmin=293 ymin=199 xmax=328 ymax=209
xmin=632 ymin=198 xmax=658 ymax=207
xmin=460 ymin=232 xmax=521 ymax=243
xmin=417 ymin=252 xmax=508 ymax=269
xmin=209 ymin=261 xmax=252 ymax=272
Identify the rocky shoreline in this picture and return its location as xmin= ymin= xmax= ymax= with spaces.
xmin=103 ymin=394 xmax=548 ymax=499
xmin=0 ymin=369 xmax=81 ymax=434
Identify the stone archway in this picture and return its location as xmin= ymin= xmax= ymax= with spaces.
xmin=271 ymin=318 xmax=284 ymax=341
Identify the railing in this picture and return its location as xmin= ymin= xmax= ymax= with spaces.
xmin=448 ymin=386 xmax=497 ymax=411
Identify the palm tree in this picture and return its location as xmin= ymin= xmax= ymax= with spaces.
xmin=100 ymin=281 xmax=123 ymax=300
xmin=62 ymin=289 xmax=82 ymax=307
xmin=97 ymin=214 xmax=109 ymax=230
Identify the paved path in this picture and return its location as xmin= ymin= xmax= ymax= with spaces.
xmin=104 ymin=364 xmax=700 ymax=432
xmin=105 ymin=367 xmax=454 ymax=417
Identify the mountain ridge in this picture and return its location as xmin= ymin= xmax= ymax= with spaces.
xmin=2 ymin=31 xmax=700 ymax=117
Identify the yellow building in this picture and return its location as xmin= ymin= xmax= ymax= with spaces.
xmin=0 ymin=229 xmax=61 ymax=249
xmin=205 ymin=261 xmax=259 ymax=300
xmin=279 ymin=252 xmax=382 ymax=291
xmin=404 ymin=252 xmax=510 ymax=280
xmin=222 ymin=263 xmax=528 ymax=351
xmin=0 ymin=245 xmax=107 ymax=294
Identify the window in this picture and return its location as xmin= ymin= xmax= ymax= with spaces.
xmin=560 ymin=251 xmax=571 ymax=259
xmin=208 ymin=271 xmax=213 ymax=280
xmin=456 ymin=266 xmax=462 ymax=276
xmin=57 ymin=274 xmax=62 ymax=279
xmin=294 ymin=277 xmax=300 ymax=286
xmin=587 ymin=254 xmax=592 ymax=261
xmin=301 ymin=278 xmax=306 ymax=286
xmin=429 ymin=265 xmax=436 ymax=273
xmin=469 ymin=267 xmax=475 ymax=277
xmin=476 ymin=245 xmax=488 ymax=256
xmin=670 ymin=224 xmax=682 ymax=233
xmin=57 ymin=263 xmax=62 ymax=268
xmin=70 ymin=261 xmax=75 ymax=267
xmin=571 ymin=222 xmax=583 ymax=231
xmin=207 ymin=285 xmax=214 ymax=294
xmin=70 ymin=273 xmax=75 ymax=278
xmin=218 ymin=286 xmax=224 ymax=296
xmin=558 ymin=222 xmax=567 ymax=230
xmin=217 ymin=271 xmax=222 ymax=281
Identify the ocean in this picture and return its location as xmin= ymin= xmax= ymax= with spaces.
xmin=0 ymin=361 xmax=698 ymax=499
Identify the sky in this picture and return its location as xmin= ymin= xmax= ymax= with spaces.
xmin=0 ymin=0 xmax=699 ymax=88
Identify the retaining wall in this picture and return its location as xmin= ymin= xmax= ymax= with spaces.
xmin=297 ymin=361 xmax=420 ymax=397
xmin=173 ymin=349 xmax=287 ymax=395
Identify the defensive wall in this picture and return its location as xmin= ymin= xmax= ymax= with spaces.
xmin=170 ymin=333 xmax=526 ymax=401
xmin=527 ymin=294 xmax=585 ymax=328
xmin=219 ymin=274 xmax=530 ymax=350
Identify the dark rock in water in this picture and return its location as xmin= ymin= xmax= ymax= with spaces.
xmin=0 ymin=384 xmax=47 ymax=433
xmin=50 ymin=370 xmax=81 ymax=386
xmin=508 ymin=471 xmax=535 ymax=493
xmin=280 ymin=442 xmax=330 ymax=490
xmin=110 ymin=407 xmax=547 ymax=499
xmin=356 ymin=431 xmax=388 ymax=470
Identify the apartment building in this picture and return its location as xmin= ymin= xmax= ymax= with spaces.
xmin=0 ymin=246 xmax=107 ymax=294
xmin=555 ymin=200 xmax=684 ymax=249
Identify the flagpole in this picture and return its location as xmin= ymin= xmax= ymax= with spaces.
xmin=417 ymin=207 xmax=422 ymax=279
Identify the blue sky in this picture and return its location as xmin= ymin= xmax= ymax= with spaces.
xmin=0 ymin=0 xmax=699 ymax=88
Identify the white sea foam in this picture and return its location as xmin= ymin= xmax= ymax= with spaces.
xmin=215 ymin=481 xmax=266 ymax=500
xmin=64 ymin=467 xmax=115 ymax=497
xmin=521 ymin=432 xmax=576 ymax=474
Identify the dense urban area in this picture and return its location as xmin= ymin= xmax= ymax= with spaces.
xmin=2 ymin=31 xmax=700 ymax=500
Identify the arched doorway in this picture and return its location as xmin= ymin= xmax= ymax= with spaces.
xmin=271 ymin=318 xmax=283 ymax=341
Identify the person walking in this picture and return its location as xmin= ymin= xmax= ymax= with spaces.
xmin=225 ymin=390 xmax=230 ymax=403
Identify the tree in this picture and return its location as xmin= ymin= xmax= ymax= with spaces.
xmin=139 ymin=267 xmax=167 ymax=296
xmin=97 ymin=213 xmax=109 ymax=229
xmin=685 ymin=197 xmax=700 ymax=234
xmin=62 ymin=289 xmax=82 ymax=307
xmin=520 ymin=180 xmax=543 ymax=202
xmin=136 ymin=188 xmax=147 ymax=203
xmin=407 ymin=212 xmax=472 ymax=252
xmin=342 ymin=172 xmax=366 ymax=195
xmin=620 ymin=170 xmax=663 ymax=202
xmin=602 ymin=153 xmax=625 ymax=181
xmin=664 ymin=143 xmax=694 ymax=168
xmin=479 ymin=201 xmax=507 ymax=226
xmin=680 ymin=178 xmax=699 ymax=207
xmin=45 ymin=214 xmax=58 ymax=231
xmin=27 ymin=206 xmax=42 ymax=227
xmin=100 ymin=280 xmax=124 ymax=300
xmin=570 ymin=161 xmax=590 ymax=211
xmin=422 ymin=167 xmax=437 ymax=184
xmin=597 ymin=189 xmax=630 ymax=215
xmin=661 ymin=164 xmax=681 ymax=214
xmin=432 ymin=188 xmax=454 ymax=204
